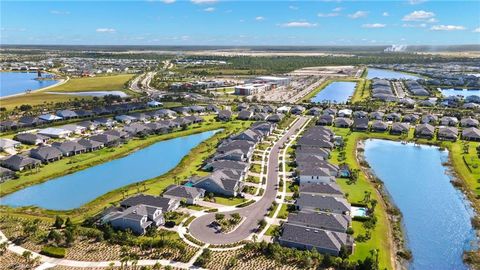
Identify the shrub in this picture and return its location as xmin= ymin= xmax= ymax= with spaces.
xmin=41 ymin=246 xmax=66 ymax=258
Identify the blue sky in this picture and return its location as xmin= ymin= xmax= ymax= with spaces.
xmin=1 ymin=0 xmax=479 ymax=45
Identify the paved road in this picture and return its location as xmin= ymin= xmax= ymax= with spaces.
xmin=189 ymin=117 xmax=308 ymax=245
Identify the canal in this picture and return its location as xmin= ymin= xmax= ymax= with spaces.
xmin=0 ymin=130 xmax=220 ymax=210
xmin=364 ymin=139 xmax=477 ymax=270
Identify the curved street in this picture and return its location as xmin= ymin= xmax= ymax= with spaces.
xmin=189 ymin=116 xmax=308 ymax=245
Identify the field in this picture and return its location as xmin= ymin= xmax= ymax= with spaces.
xmin=0 ymin=74 xmax=134 ymax=110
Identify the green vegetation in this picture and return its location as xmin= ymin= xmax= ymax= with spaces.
xmin=212 ymin=196 xmax=247 ymax=206
xmin=1 ymin=74 xmax=134 ymax=110
xmin=40 ymin=245 xmax=66 ymax=258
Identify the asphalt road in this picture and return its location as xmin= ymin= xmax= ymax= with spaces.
xmin=189 ymin=116 xmax=308 ymax=245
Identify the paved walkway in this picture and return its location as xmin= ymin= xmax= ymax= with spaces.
xmin=188 ymin=117 xmax=308 ymax=245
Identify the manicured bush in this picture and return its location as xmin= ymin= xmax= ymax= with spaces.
xmin=41 ymin=246 xmax=66 ymax=258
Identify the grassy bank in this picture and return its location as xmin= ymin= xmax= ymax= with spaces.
xmin=0 ymin=74 xmax=134 ymax=109
xmin=0 ymin=118 xmax=252 ymax=221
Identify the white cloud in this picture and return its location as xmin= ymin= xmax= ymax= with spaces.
xmin=203 ymin=7 xmax=215 ymax=12
xmin=318 ymin=12 xmax=339 ymax=17
xmin=362 ymin=23 xmax=386 ymax=28
xmin=255 ymin=16 xmax=265 ymax=21
xmin=382 ymin=12 xmax=389 ymax=17
xmin=96 ymin=28 xmax=116 ymax=33
xmin=280 ymin=21 xmax=317 ymax=28
xmin=402 ymin=23 xmax=427 ymax=28
xmin=50 ymin=10 xmax=70 ymax=15
xmin=332 ymin=7 xmax=343 ymax=12
xmin=474 ymin=27 xmax=480 ymax=33
xmin=289 ymin=5 xmax=299 ymax=10
xmin=162 ymin=0 xmax=176 ymax=3
xmin=191 ymin=0 xmax=217 ymax=4
xmin=430 ymin=25 xmax=465 ymax=31
xmin=408 ymin=0 xmax=427 ymax=5
xmin=348 ymin=11 xmax=368 ymax=19
xmin=402 ymin=10 xmax=436 ymax=22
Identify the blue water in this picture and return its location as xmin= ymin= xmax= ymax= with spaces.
xmin=440 ymin=88 xmax=480 ymax=98
xmin=0 ymin=130 xmax=219 ymax=210
xmin=364 ymin=139 xmax=477 ymax=270
xmin=367 ymin=68 xmax=420 ymax=80
xmin=0 ymin=72 xmax=59 ymax=97
xmin=310 ymin=81 xmax=356 ymax=103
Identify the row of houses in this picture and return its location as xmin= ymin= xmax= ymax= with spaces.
xmin=0 ymin=115 xmax=206 ymax=174
xmin=371 ymin=79 xmax=396 ymax=102
xmin=278 ymin=126 xmax=354 ymax=256
xmin=188 ymin=121 xmax=276 ymax=197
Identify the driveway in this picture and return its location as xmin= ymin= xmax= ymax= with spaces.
xmin=188 ymin=116 xmax=308 ymax=245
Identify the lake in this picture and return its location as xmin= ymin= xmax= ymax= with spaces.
xmin=367 ymin=68 xmax=420 ymax=80
xmin=0 ymin=72 xmax=59 ymax=97
xmin=0 ymin=130 xmax=219 ymax=210
xmin=364 ymin=139 xmax=477 ymax=270
xmin=310 ymin=81 xmax=356 ymax=103
xmin=440 ymin=88 xmax=480 ymax=98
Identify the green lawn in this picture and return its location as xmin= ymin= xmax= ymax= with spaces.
xmin=277 ymin=203 xmax=290 ymax=219
xmin=1 ymin=74 xmax=135 ymax=110
xmin=213 ymin=196 xmax=247 ymax=206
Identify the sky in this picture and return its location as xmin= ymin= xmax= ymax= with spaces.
xmin=1 ymin=0 xmax=479 ymax=46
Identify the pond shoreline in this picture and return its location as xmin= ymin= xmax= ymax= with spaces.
xmin=0 ymin=72 xmax=68 ymax=100
xmin=357 ymin=137 xmax=479 ymax=270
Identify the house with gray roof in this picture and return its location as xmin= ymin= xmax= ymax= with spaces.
xmin=278 ymin=223 xmax=353 ymax=256
xmin=369 ymin=111 xmax=384 ymax=120
xmin=102 ymin=204 xmax=164 ymax=235
xmin=56 ymin=110 xmax=78 ymax=119
xmin=371 ymin=120 xmax=388 ymax=132
xmin=237 ymin=110 xmax=253 ymax=120
xmin=217 ymin=110 xmax=232 ymax=121
xmin=0 ymin=138 xmax=21 ymax=151
xmin=296 ymin=193 xmax=351 ymax=215
xmin=93 ymin=118 xmax=116 ymax=127
xmin=334 ymin=117 xmax=353 ymax=128
xmin=214 ymin=149 xmax=247 ymax=162
xmin=52 ymin=141 xmax=87 ymax=156
xmin=390 ymin=122 xmax=410 ymax=135
xmin=437 ymin=126 xmax=458 ymax=141
xmin=385 ymin=113 xmax=401 ymax=122
xmin=76 ymin=138 xmax=104 ymax=151
xmin=192 ymin=169 xmax=243 ymax=197
xmin=295 ymin=147 xmax=331 ymax=160
xmin=460 ymin=117 xmax=479 ymax=127
xmin=288 ymin=211 xmax=351 ymax=233
xmin=30 ymin=146 xmax=63 ymax=163
xmin=145 ymin=122 xmax=170 ymax=134
xmin=462 ymin=127 xmax=480 ymax=142
xmin=317 ymin=114 xmax=334 ymax=126
xmin=38 ymin=127 xmax=72 ymax=138
xmin=352 ymin=117 xmax=369 ymax=131
xmin=90 ymin=134 xmax=121 ymax=147
xmin=402 ymin=114 xmax=419 ymax=123
xmin=61 ymin=124 xmax=87 ymax=134
xmin=297 ymin=165 xmax=334 ymax=184
xmin=415 ymin=124 xmax=435 ymax=139
xmin=299 ymin=182 xmax=344 ymax=197
xmin=1 ymin=155 xmax=41 ymax=171
xmin=0 ymin=167 xmax=16 ymax=182
xmin=163 ymin=185 xmax=205 ymax=204
xmin=204 ymin=160 xmax=249 ymax=174
xmin=231 ymin=129 xmax=263 ymax=143
xmin=124 ymin=122 xmax=152 ymax=136
xmin=120 ymin=194 xmax=180 ymax=213
xmin=440 ymin=116 xmax=459 ymax=127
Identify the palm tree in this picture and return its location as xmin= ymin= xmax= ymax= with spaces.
xmin=22 ymin=250 xmax=32 ymax=264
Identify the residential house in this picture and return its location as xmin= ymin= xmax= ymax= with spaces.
xmin=287 ymin=211 xmax=351 ymax=233
xmin=30 ymin=146 xmax=63 ymax=162
xmin=334 ymin=117 xmax=353 ymax=128
xmin=76 ymin=138 xmax=104 ymax=151
xmin=437 ymin=126 xmax=458 ymax=141
xmin=217 ymin=110 xmax=232 ymax=121
xmin=296 ymin=193 xmax=351 ymax=215
xmin=317 ymin=115 xmax=334 ymax=126
xmin=352 ymin=118 xmax=369 ymax=131
xmin=1 ymin=155 xmax=41 ymax=171
xmin=440 ymin=116 xmax=459 ymax=126
xmin=14 ymin=133 xmax=49 ymax=145
xmin=163 ymin=185 xmax=205 ymax=204
xmin=38 ymin=127 xmax=72 ymax=138
xmin=120 ymin=194 xmax=180 ymax=213
xmin=90 ymin=134 xmax=121 ymax=147
xmin=390 ymin=122 xmax=410 ymax=135
xmin=56 ymin=110 xmax=78 ymax=119
xmin=0 ymin=138 xmax=21 ymax=151
xmin=462 ymin=127 xmax=480 ymax=142
xmin=371 ymin=120 xmax=388 ymax=132
xmin=278 ymin=223 xmax=353 ymax=256
xmin=237 ymin=110 xmax=253 ymax=120
xmin=61 ymin=124 xmax=87 ymax=134
xmin=191 ymin=169 xmax=243 ymax=197
xmin=299 ymin=182 xmax=344 ymax=197
xmin=415 ymin=124 xmax=435 ymax=139
xmin=102 ymin=204 xmax=164 ymax=235
xmin=52 ymin=141 xmax=87 ymax=156
xmin=461 ymin=117 xmax=479 ymax=127
xmin=0 ymin=167 xmax=16 ymax=182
